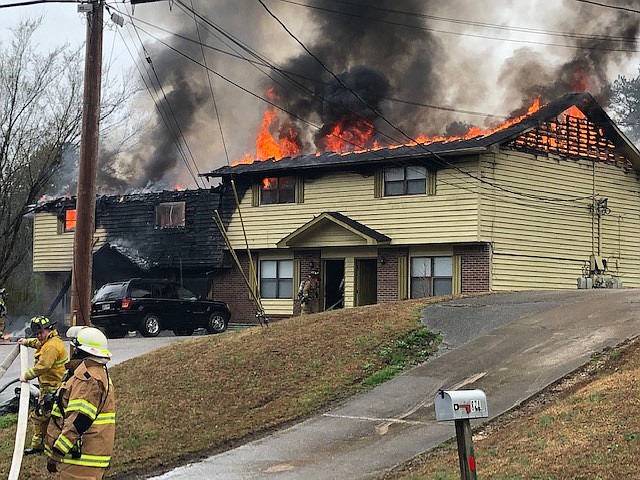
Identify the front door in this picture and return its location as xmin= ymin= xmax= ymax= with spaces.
xmin=324 ymin=259 xmax=345 ymax=310
xmin=355 ymin=259 xmax=377 ymax=306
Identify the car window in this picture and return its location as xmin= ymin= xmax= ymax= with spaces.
xmin=92 ymin=283 xmax=127 ymax=302
xmin=129 ymin=281 xmax=152 ymax=298
xmin=176 ymin=286 xmax=198 ymax=300
xmin=153 ymin=283 xmax=177 ymax=299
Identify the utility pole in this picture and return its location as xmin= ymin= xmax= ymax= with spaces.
xmin=70 ymin=0 xmax=104 ymax=327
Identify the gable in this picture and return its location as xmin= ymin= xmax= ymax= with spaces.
xmin=277 ymin=212 xmax=391 ymax=248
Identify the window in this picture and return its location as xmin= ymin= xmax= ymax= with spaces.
xmin=410 ymin=256 xmax=452 ymax=298
xmin=260 ymin=259 xmax=293 ymax=299
xmin=384 ymin=166 xmax=427 ymax=196
xmin=260 ymin=176 xmax=296 ymax=205
xmin=155 ymin=202 xmax=185 ymax=228
xmin=64 ymin=209 xmax=76 ymax=233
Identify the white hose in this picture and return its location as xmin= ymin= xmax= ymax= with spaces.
xmin=8 ymin=345 xmax=30 ymax=480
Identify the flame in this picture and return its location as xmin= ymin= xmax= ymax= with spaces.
xmin=1 ymin=333 xmax=11 ymax=341
xmin=235 ymin=97 xmax=545 ymax=166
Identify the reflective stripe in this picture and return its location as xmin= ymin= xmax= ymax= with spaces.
xmin=51 ymin=405 xmax=63 ymax=418
xmin=53 ymin=434 xmax=74 ymax=454
xmin=61 ymin=453 xmax=111 ymax=468
xmin=93 ymin=412 xmax=116 ymax=425
xmin=45 ymin=446 xmax=111 ymax=468
xmin=66 ymin=398 xmax=98 ymax=419
xmin=24 ymin=368 xmax=35 ymax=379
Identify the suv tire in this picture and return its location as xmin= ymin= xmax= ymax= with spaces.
xmin=207 ymin=312 xmax=228 ymax=334
xmin=140 ymin=313 xmax=161 ymax=337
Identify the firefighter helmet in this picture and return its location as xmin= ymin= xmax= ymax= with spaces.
xmin=66 ymin=326 xmax=112 ymax=359
xmin=30 ymin=316 xmax=57 ymax=335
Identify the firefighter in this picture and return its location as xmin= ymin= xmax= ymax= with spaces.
xmin=18 ymin=315 xmax=68 ymax=455
xmin=298 ymin=269 xmax=320 ymax=315
xmin=45 ymin=326 xmax=115 ymax=479
xmin=0 ymin=288 xmax=7 ymax=336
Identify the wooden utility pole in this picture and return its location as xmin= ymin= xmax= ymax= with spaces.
xmin=70 ymin=0 xmax=104 ymax=327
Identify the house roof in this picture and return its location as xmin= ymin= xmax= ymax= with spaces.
xmin=32 ymin=188 xmax=227 ymax=271
xmin=203 ymin=92 xmax=640 ymax=178
xmin=276 ymin=212 xmax=391 ymax=248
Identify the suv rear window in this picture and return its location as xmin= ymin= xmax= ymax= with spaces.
xmin=92 ymin=283 xmax=127 ymax=302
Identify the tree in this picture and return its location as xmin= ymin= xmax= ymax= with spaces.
xmin=610 ymin=71 xmax=640 ymax=144
xmin=0 ymin=18 xmax=134 ymax=291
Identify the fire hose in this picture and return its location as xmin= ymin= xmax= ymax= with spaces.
xmin=1 ymin=345 xmax=30 ymax=480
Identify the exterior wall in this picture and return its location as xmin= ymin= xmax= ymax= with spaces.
xmin=377 ymin=247 xmax=408 ymax=303
xmin=479 ymin=150 xmax=640 ymax=289
xmin=209 ymin=251 xmax=260 ymax=324
xmin=33 ymin=212 xmax=107 ymax=272
xmin=454 ymin=244 xmax=491 ymax=293
xmin=225 ymin=160 xmax=481 ymax=251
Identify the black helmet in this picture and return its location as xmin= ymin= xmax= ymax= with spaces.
xmin=30 ymin=316 xmax=56 ymax=335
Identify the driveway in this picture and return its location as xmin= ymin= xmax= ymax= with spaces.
xmin=151 ymin=289 xmax=640 ymax=480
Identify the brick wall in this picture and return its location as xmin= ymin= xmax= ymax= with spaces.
xmin=209 ymin=252 xmax=259 ymax=323
xmin=454 ymin=243 xmax=491 ymax=293
xmin=377 ymin=247 xmax=408 ymax=303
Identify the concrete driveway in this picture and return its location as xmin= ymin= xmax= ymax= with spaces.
xmin=151 ymin=289 xmax=640 ymax=480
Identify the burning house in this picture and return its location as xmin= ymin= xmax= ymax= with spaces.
xmin=32 ymin=188 xmax=226 ymax=325
xmin=206 ymin=92 xmax=640 ymax=323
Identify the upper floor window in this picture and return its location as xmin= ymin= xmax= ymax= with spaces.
xmin=155 ymin=202 xmax=185 ymax=229
xmin=63 ymin=209 xmax=76 ymax=233
xmin=385 ymin=166 xmax=427 ymax=196
xmin=260 ymin=259 xmax=293 ymax=299
xmin=410 ymin=256 xmax=452 ymax=298
xmin=261 ymin=176 xmax=296 ymax=205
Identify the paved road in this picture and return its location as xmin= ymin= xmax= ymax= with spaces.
xmin=151 ymin=289 xmax=640 ymax=480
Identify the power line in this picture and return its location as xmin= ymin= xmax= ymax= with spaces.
xmin=572 ymin=0 xmax=640 ymax=14
xmin=276 ymin=0 xmax=640 ymax=53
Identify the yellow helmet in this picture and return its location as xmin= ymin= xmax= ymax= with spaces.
xmin=66 ymin=326 xmax=112 ymax=359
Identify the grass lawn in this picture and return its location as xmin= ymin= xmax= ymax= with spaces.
xmin=0 ymin=297 xmax=445 ymax=479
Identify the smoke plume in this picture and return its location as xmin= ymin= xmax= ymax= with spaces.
xmin=94 ymin=0 xmax=640 ymax=192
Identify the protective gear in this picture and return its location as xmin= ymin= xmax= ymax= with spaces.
xmin=45 ymin=357 xmax=116 ymax=477
xmin=66 ymin=326 xmax=112 ymax=359
xmin=22 ymin=329 xmax=68 ymax=451
xmin=30 ymin=316 xmax=57 ymax=336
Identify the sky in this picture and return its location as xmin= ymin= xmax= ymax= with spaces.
xmin=1 ymin=0 xmax=640 ymax=193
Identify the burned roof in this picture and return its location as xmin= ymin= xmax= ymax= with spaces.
xmin=33 ymin=188 xmax=227 ymax=271
xmin=203 ymin=92 xmax=640 ymax=178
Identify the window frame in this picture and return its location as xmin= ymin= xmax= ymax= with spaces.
xmin=410 ymin=256 xmax=453 ymax=298
xmin=155 ymin=201 xmax=186 ymax=229
xmin=259 ymin=259 xmax=293 ymax=299
xmin=62 ymin=209 xmax=76 ymax=233
xmin=260 ymin=176 xmax=296 ymax=205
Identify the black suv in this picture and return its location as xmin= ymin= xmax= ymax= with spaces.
xmin=90 ymin=278 xmax=231 ymax=338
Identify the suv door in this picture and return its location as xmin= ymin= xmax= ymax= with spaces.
xmin=176 ymin=285 xmax=207 ymax=326
xmin=151 ymin=281 xmax=179 ymax=328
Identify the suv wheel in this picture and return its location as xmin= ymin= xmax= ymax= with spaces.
xmin=207 ymin=312 xmax=228 ymax=334
xmin=140 ymin=313 xmax=161 ymax=337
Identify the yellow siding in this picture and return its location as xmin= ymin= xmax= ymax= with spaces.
xmin=226 ymin=160 xmax=481 ymax=250
xmin=480 ymin=151 xmax=640 ymax=289
xmin=33 ymin=212 xmax=107 ymax=272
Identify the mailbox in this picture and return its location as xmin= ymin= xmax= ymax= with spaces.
xmin=435 ymin=389 xmax=488 ymax=422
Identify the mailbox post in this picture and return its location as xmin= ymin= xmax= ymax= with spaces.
xmin=435 ymin=389 xmax=488 ymax=480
